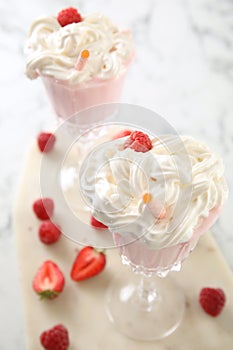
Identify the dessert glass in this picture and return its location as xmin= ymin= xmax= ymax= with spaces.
xmin=76 ymin=105 xmax=227 ymax=341
xmin=25 ymin=11 xmax=135 ymax=134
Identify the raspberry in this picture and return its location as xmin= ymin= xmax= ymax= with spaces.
xmin=33 ymin=198 xmax=54 ymax=220
xmin=199 ymin=287 xmax=226 ymax=317
xmin=39 ymin=221 xmax=61 ymax=244
xmin=40 ymin=324 xmax=69 ymax=350
xmin=57 ymin=7 xmax=82 ymax=27
xmin=37 ymin=132 xmax=56 ymax=153
xmin=91 ymin=215 xmax=108 ymax=229
xmin=124 ymin=131 xmax=152 ymax=153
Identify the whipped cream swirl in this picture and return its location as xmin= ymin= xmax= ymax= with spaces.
xmin=80 ymin=135 xmax=228 ymax=249
xmin=25 ymin=13 xmax=135 ymax=83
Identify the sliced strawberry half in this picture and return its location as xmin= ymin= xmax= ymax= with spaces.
xmin=33 ymin=261 xmax=65 ymax=300
xmin=70 ymin=246 xmax=106 ymax=282
xmin=90 ymin=215 xmax=108 ymax=229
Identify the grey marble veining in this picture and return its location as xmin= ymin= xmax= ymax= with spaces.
xmin=0 ymin=0 xmax=233 ymax=348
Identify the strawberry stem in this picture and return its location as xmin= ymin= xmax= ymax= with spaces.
xmin=38 ymin=290 xmax=59 ymax=300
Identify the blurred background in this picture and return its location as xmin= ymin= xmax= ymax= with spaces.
xmin=1 ymin=0 xmax=233 ymax=348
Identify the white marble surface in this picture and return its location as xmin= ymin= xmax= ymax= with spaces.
xmin=1 ymin=0 xmax=233 ymax=348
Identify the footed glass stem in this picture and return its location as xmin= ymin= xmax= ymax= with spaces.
xmin=105 ymin=266 xmax=185 ymax=341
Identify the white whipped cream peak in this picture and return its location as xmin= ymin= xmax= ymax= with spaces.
xmin=80 ymin=134 xmax=228 ymax=249
xmin=25 ymin=12 xmax=135 ymax=83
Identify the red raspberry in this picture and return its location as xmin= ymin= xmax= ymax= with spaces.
xmin=124 ymin=130 xmax=152 ymax=153
xmin=33 ymin=198 xmax=54 ymax=220
xmin=57 ymin=7 xmax=82 ymax=27
xmin=37 ymin=132 xmax=56 ymax=153
xmin=91 ymin=215 xmax=108 ymax=229
xmin=40 ymin=324 xmax=69 ymax=350
xmin=199 ymin=287 xmax=226 ymax=317
xmin=39 ymin=221 xmax=61 ymax=244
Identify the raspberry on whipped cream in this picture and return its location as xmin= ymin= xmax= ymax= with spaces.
xmin=57 ymin=7 xmax=82 ymax=27
xmin=24 ymin=11 xmax=135 ymax=83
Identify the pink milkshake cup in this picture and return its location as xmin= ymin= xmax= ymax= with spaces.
xmin=25 ymin=9 xmax=135 ymax=126
xmin=114 ymin=206 xmax=223 ymax=275
xmin=40 ymin=62 xmax=131 ymax=122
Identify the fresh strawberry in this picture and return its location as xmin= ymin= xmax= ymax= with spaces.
xmin=90 ymin=215 xmax=108 ymax=229
xmin=199 ymin=287 xmax=226 ymax=317
xmin=33 ymin=261 xmax=65 ymax=300
xmin=33 ymin=198 xmax=54 ymax=220
xmin=37 ymin=132 xmax=56 ymax=153
xmin=57 ymin=7 xmax=82 ymax=27
xmin=70 ymin=246 xmax=106 ymax=282
xmin=111 ymin=129 xmax=132 ymax=140
xmin=39 ymin=221 xmax=61 ymax=244
xmin=124 ymin=130 xmax=152 ymax=152
xmin=40 ymin=324 xmax=69 ymax=350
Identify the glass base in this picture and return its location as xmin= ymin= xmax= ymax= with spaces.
xmin=105 ymin=272 xmax=185 ymax=341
